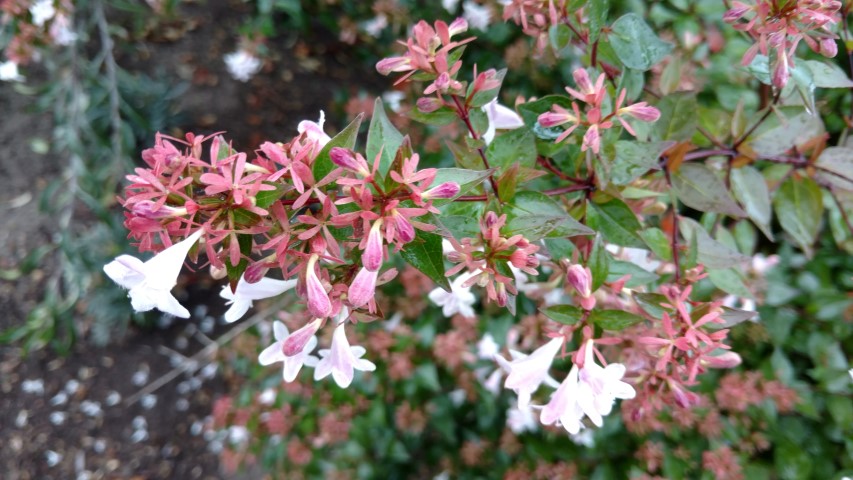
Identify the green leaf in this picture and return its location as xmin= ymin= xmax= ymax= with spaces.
xmin=774 ymin=176 xmax=823 ymax=257
xmin=708 ymin=268 xmax=753 ymax=298
xmin=639 ymin=227 xmax=672 ymax=261
xmin=650 ymin=92 xmax=698 ymax=142
xmin=632 ymin=292 xmax=670 ymax=318
xmin=408 ymin=105 xmax=457 ymax=126
xmin=586 ymin=197 xmax=645 ymax=247
xmin=804 ymin=59 xmax=853 ymax=88
xmin=607 ymin=260 xmax=659 ymax=287
xmin=671 ymin=163 xmax=746 ymax=217
xmin=746 ymin=106 xmax=824 ymax=158
xmin=540 ymin=305 xmax=584 ymax=325
xmin=590 ymin=309 xmax=645 ymax=331
xmin=255 ymin=182 xmax=286 ymax=209
xmin=548 ymin=24 xmax=573 ymax=54
xmin=678 ymin=218 xmax=749 ymax=268
xmin=225 ymin=233 xmax=253 ymax=287
xmin=399 ymin=230 xmax=451 ymax=292
xmin=543 ymin=237 xmax=576 ymax=260
xmin=366 ymin=97 xmax=404 ymax=179
xmin=312 ymin=113 xmax=363 ymax=180
xmin=609 ymin=140 xmax=672 ymax=185
xmin=431 ymin=167 xmax=495 ymax=206
xmin=588 ymin=234 xmax=610 ymax=291
xmin=587 ymin=0 xmax=609 ymax=43
xmin=731 ymin=166 xmax=774 ymax=239
xmin=608 ymin=13 xmax=673 ymax=71
xmin=486 ymin=126 xmax=537 ymax=171
xmin=506 ymin=191 xmax=594 ymax=240
xmin=815 ymin=146 xmax=853 ymax=191
xmin=789 ymin=58 xmax=816 ymax=114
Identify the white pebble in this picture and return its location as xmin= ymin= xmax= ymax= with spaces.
xmin=131 ymin=370 xmax=149 ymax=387
xmin=93 ymin=439 xmax=106 ymax=453
xmin=130 ymin=429 xmax=148 ymax=443
xmin=190 ymin=421 xmax=203 ymax=436
xmin=15 ymin=410 xmax=28 ymax=428
xmin=175 ymin=398 xmax=189 ymax=411
xmin=65 ymin=379 xmax=80 ymax=395
xmin=49 ymin=412 xmax=67 ymax=426
xmin=21 ymin=379 xmax=44 ymax=395
xmin=80 ymin=400 xmax=102 ymax=417
xmin=50 ymin=392 xmax=69 ymax=406
xmin=176 ymin=381 xmax=190 ymax=395
xmin=200 ymin=364 xmax=218 ymax=379
xmin=132 ymin=416 xmax=147 ymax=430
xmin=105 ymin=391 xmax=121 ymax=407
xmin=140 ymin=394 xmax=157 ymax=410
xmin=45 ymin=450 xmax=62 ymax=467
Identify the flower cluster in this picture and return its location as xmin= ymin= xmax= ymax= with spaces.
xmin=375 ymin=17 xmax=473 ymax=85
xmin=723 ymin=0 xmax=841 ymax=88
xmin=104 ymin=112 xmax=461 ymax=387
xmin=502 ymin=0 xmax=566 ymax=55
xmin=0 ymin=0 xmax=77 ymax=82
xmin=538 ymin=68 xmax=661 ymax=154
xmin=445 ymin=211 xmax=540 ymax=308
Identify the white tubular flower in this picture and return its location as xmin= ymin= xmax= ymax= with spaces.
xmin=258 ymin=320 xmax=318 ymax=382
xmin=103 ymin=230 xmax=202 ymax=318
xmin=313 ymin=310 xmax=376 ymax=388
xmin=29 ymin=0 xmax=56 ymax=27
xmin=224 ymin=49 xmax=262 ymax=82
xmin=428 ymin=272 xmax=477 ymax=318
xmin=297 ymin=110 xmax=332 ymax=147
xmin=0 ymin=61 xmax=25 ymax=82
xmin=220 ymin=276 xmax=297 ymax=323
xmin=576 ymin=340 xmax=636 ymax=427
xmin=482 ymin=99 xmax=524 ymax=145
xmin=495 ymin=336 xmax=564 ymax=408
xmin=540 ymin=364 xmax=585 ymax=434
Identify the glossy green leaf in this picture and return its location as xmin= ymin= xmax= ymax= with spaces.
xmin=312 ymin=113 xmax=363 ymax=180
xmin=608 ymin=13 xmax=673 ymax=71
xmin=586 ymin=197 xmax=645 ymax=248
xmin=609 ymin=140 xmax=672 ymax=185
xmin=672 ymin=163 xmax=746 ymax=217
xmin=651 ymin=92 xmax=698 ymax=142
xmin=731 ymin=166 xmax=774 ymax=239
xmin=746 ymin=106 xmax=824 ymax=158
xmin=408 ymin=105 xmax=457 ymax=126
xmin=486 ymin=126 xmax=537 ymax=171
xmin=639 ymin=227 xmax=672 ymax=261
xmin=679 ymin=218 xmax=750 ymax=268
xmin=590 ymin=309 xmax=645 ymax=331
xmin=774 ymin=176 xmax=823 ymax=257
xmin=431 ymin=167 xmax=495 ymax=206
xmin=587 ymin=0 xmax=609 ymax=43
xmin=506 ymin=191 xmax=594 ymax=240
xmin=399 ymin=230 xmax=451 ymax=292
xmin=708 ymin=267 xmax=753 ymax=298
xmin=588 ymin=234 xmax=610 ymax=291
xmin=805 ymin=60 xmax=853 ymax=88
xmin=540 ymin=304 xmax=584 ymax=325
xmin=366 ymin=97 xmax=404 ymax=178
xmin=815 ymin=146 xmax=853 ymax=191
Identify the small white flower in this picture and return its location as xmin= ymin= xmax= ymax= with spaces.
xmin=257 ymin=388 xmax=277 ymax=405
xmin=297 ymin=110 xmax=332 ymax=147
xmin=103 ymin=230 xmax=202 ymax=318
xmin=258 ymin=320 xmax=319 ymax=382
xmin=477 ymin=333 xmax=500 ymax=360
xmin=313 ymin=317 xmax=376 ymax=388
xmin=224 ymin=49 xmax=262 ymax=82
xmin=220 ymin=276 xmax=296 ymax=323
xmin=463 ymin=1 xmax=491 ymax=31
xmin=382 ymin=90 xmax=405 ymax=113
xmin=428 ymin=272 xmax=477 ymax=318
xmin=49 ymin=14 xmax=77 ymax=46
xmin=507 ymin=403 xmax=538 ymax=434
xmin=482 ymin=99 xmax=524 ymax=145
xmin=495 ymin=336 xmax=564 ymax=408
xmin=751 ymin=254 xmax=779 ymax=275
xmin=29 ymin=0 xmax=56 ymax=27
xmin=362 ymin=14 xmax=388 ymax=38
xmin=442 ymin=0 xmax=460 ymax=12
xmin=0 ymin=61 xmax=25 ymax=82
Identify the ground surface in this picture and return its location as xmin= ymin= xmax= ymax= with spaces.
xmin=0 ymin=1 xmax=381 ymax=478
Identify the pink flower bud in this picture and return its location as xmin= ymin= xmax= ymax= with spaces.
xmin=448 ymin=17 xmax=468 ymax=37
xmin=390 ymin=210 xmax=415 ymax=243
xmin=495 ymin=282 xmax=508 ymax=307
xmin=281 ymin=317 xmax=322 ymax=356
xmin=362 ymin=220 xmax=384 ymax=272
xmin=582 ymin=125 xmax=601 ymax=153
xmin=422 ymin=181 xmax=460 ymax=200
xmin=243 ymin=262 xmax=269 ymax=284
xmin=538 ymin=111 xmax=571 ymax=128
xmin=210 ymin=264 xmax=227 ymax=280
xmin=132 ymin=200 xmax=187 ymax=219
xmin=572 ymin=68 xmax=594 ymax=94
xmin=723 ymin=2 xmax=751 ymax=23
xmin=376 ymin=56 xmax=411 ymax=76
xmin=348 ymin=267 xmax=378 ymax=308
xmin=772 ymin=52 xmax=789 ymax=89
xmin=305 ymin=254 xmax=332 ymax=318
xmin=473 ymin=68 xmax=501 ymax=93
xmin=820 ymin=38 xmax=838 ymax=58
xmin=702 ymin=351 xmax=742 ymax=369
xmin=566 ymin=264 xmax=592 ymax=298
xmin=330 ymin=147 xmax=369 ymax=176
xmin=416 ymin=97 xmax=443 ymax=113
xmin=669 ymin=380 xmax=700 ymax=408
xmin=620 ymin=102 xmax=661 ymax=122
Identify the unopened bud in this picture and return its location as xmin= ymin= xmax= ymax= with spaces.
xmin=416 ymin=97 xmax=443 ymax=113
xmin=362 ymin=220 xmax=384 ymax=272
xmin=422 ymin=181 xmax=460 ymax=200
xmin=390 ymin=210 xmax=415 ymax=243
xmin=448 ymin=17 xmax=468 ymax=37
xmin=243 ymin=262 xmax=269 ymax=284
xmin=348 ymin=267 xmax=378 ymax=308
xmin=702 ymin=351 xmax=742 ymax=369
xmin=330 ymin=147 xmax=369 ymax=176
xmin=820 ymin=38 xmax=838 ymax=58
xmin=210 ymin=264 xmax=227 ymax=280
xmin=305 ymin=254 xmax=332 ymax=318
xmin=281 ymin=318 xmax=322 ymax=356
xmin=772 ymin=52 xmax=789 ymax=89
xmin=566 ymin=264 xmax=592 ymax=298
xmin=132 ymin=200 xmax=187 ymax=220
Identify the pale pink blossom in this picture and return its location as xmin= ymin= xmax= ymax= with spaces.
xmin=103 ymin=230 xmax=202 ymax=318
xmin=313 ymin=312 xmax=376 ymax=388
xmin=575 ymin=341 xmax=635 ymax=427
xmin=482 ymin=99 xmax=524 ymax=144
xmin=305 ymin=254 xmax=332 ymax=318
xmin=220 ymin=276 xmax=297 ymax=323
xmin=258 ymin=320 xmax=318 ymax=382
xmin=348 ymin=267 xmax=378 ymax=308
xmin=297 ymin=110 xmax=332 ymax=146
xmin=495 ymin=336 xmax=564 ymax=408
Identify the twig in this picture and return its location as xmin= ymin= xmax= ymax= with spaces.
xmin=733 ymin=90 xmax=782 ymax=148
xmin=450 ymin=94 xmax=502 ymax=199
xmin=124 ymin=308 xmax=269 ymax=406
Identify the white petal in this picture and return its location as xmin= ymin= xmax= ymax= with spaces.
xmin=313 ymin=359 xmax=332 ymax=380
xmin=154 ymin=291 xmax=191 ymax=318
xmin=142 ymin=230 xmax=202 ymax=285
xmin=272 ymin=320 xmax=289 ymax=341
xmin=350 ymin=345 xmax=367 ymax=357
xmin=219 ymin=284 xmax=236 ymax=302
xmin=103 ymin=255 xmax=146 ymax=289
xmin=491 ymin=102 xmax=524 ymax=130
xmin=238 ymin=277 xmax=297 ymax=300
xmin=355 ymin=358 xmax=376 ymax=372
xmin=331 ymin=368 xmax=353 ymax=388
xmin=259 ymin=342 xmax=285 ymax=365
xmin=224 ymin=299 xmax=252 ymax=323
xmin=282 ymin=357 xmax=304 ymax=382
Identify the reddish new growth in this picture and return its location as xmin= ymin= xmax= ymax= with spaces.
xmin=445 ymin=211 xmax=540 ymax=308
xmin=724 ymin=0 xmax=841 ymax=88
xmin=119 ymin=124 xmax=460 ymax=329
